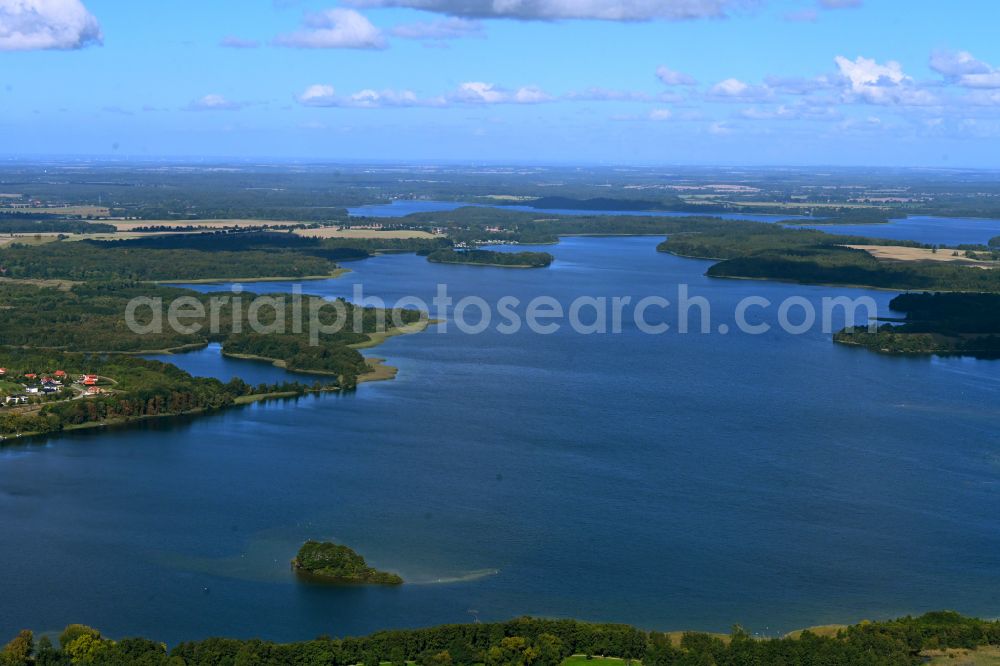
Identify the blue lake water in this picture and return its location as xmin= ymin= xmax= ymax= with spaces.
xmin=791 ymin=215 xmax=1000 ymax=247
xmin=349 ymin=200 xmax=1000 ymax=246
xmin=1 ymin=237 xmax=999 ymax=645
xmin=348 ymin=199 xmax=809 ymax=224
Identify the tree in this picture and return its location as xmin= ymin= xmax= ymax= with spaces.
xmin=420 ymin=650 xmax=453 ymax=666
xmin=485 ymin=637 xmax=539 ymax=666
xmin=64 ymin=633 xmax=112 ymax=664
xmin=0 ymin=630 xmax=33 ymax=666
xmin=532 ymin=634 xmax=565 ymax=666
xmin=59 ymin=626 xmax=99 ymax=651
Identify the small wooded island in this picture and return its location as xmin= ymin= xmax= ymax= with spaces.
xmin=291 ymin=541 xmax=403 ymax=585
xmin=426 ymin=248 xmax=554 ymax=268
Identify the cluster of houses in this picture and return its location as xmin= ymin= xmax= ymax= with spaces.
xmin=0 ymin=368 xmax=103 ymax=406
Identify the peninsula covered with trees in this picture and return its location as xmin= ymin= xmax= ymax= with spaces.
xmin=835 ymin=292 xmax=1000 ymax=356
xmin=0 ymin=350 xmax=331 ymax=440
xmin=0 ymin=276 xmax=428 ymax=441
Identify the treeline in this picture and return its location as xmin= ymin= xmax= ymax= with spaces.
xmin=708 ymin=247 xmax=1000 ymax=292
xmin=834 ymin=292 xmax=1000 ymax=356
xmin=3 ymin=611 xmax=1000 ymax=665
xmin=0 ymin=350 xmax=330 ymax=438
xmin=0 ymin=241 xmax=339 ymax=281
xmin=90 ymin=230 xmax=453 ymax=262
xmin=657 ymin=222 xmax=918 ymax=261
xmin=402 ymin=207 xmax=744 ymax=245
xmin=320 ymin=236 xmax=452 ymax=256
xmin=656 ymin=223 xmax=1000 ymax=292
xmin=427 ymin=249 xmax=554 ymax=268
xmin=90 ymin=230 xmax=372 ymax=263
xmin=0 ymin=281 xmax=212 ymax=352
xmin=778 ymin=208 xmax=899 ymax=225
xmin=0 ymin=213 xmax=116 ymax=234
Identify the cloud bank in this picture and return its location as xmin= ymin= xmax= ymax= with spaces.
xmin=346 ymin=0 xmax=737 ymax=21
xmin=0 ymin=0 xmax=102 ymax=51
xmin=274 ymin=8 xmax=386 ymax=49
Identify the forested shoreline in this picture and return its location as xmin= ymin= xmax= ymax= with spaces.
xmin=2 ymin=611 xmax=999 ymax=665
xmin=426 ymin=248 xmax=554 ymax=268
xmin=0 ymin=350 xmax=334 ymax=439
xmin=834 ymin=292 xmax=1000 ymax=355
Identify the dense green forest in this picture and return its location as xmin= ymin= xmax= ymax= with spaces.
xmin=0 ymin=281 xmax=423 ymax=385
xmin=0 ymin=350 xmax=329 ymax=438
xmin=835 ymin=292 xmax=1000 ymax=355
xmin=656 ymin=223 xmax=1000 ymax=292
xmin=320 ymin=236 xmax=452 ymax=255
xmin=2 ymin=611 xmax=999 ymax=665
xmin=657 ymin=222 xmax=918 ymax=260
xmin=223 ymin=333 xmax=371 ymax=379
xmin=427 ymin=249 xmax=554 ymax=268
xmin=292 ymin=541 xmax=404 ymax=585
xmin=0 ymin=213 xmax=116 ymax=234
xmin=399 ymin=208 xmax=732 ymax=245
xmin=707 ymin=247 xmax=1000 ymax=291
xmin=0 ymin=241 xmax=340 ymax=281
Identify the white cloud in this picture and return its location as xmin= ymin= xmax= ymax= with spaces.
xmin=819 ymin=0 xmax=861 ymax=7
xmin=648 ymin=108 xmax=673 ymax=121
xmin=188 ymin=94 xmax=245 ymax=111
xmin=298 ymin=81 xmax=552 ymax=107
xmin=298 ymin=84 xmax=338 ymax=106
xmin=836 ymin=55 xmax=907 ymax=89
xmin=836 ymin=115 xmax=884 ymax=133
xmin=711 ymin=78 xmax=750 ymax=96
xmin=514 ymin=86 xmax=552 ymax=103
xmin=220 ymin=36 xmax=260 ymax=48
xmin=297 ymin=84 xmax=445 ymax=107
xmin=835 ymin=55 xmax=937 ymax=105
xmin=764 ymin=74 xmax=834 ymax=95
xmin=451 ymin=81 xmax=552 ymax=104
xmin=390 ymin=17 xmax=483 ymax=39
xmin=565 ymin=87 xmax=653 ymax=102
xmin=960 ymin=73 xmax=1000 ymax=89
xmin=656 ymin=65 xmax=697 ymax=86
xmin=708 ymin=121 xmax=734 ymax=135
xmin=0 ymin=0 xmax=101 ymax=51
xmin=274 ymin=8 xmax=386 ymax=49
xmin=930 ymin=50 xmax=1000 ymax=89
xmin=740 ymin=105 xmax=797 ymax=120
xmin=346 ymin=0 xmax=737 ymax=21
xmin=739 ymin=102 xmax=839 ymax=121
xmin=929 ymin=50 xmax=990 ymax=77
xmin=707 ymin=77 xmax=772 ymax=101
xmin=453 ymin=81 xmax=506 ymax=103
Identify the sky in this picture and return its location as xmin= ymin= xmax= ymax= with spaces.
xmin=2 ymin=0 xmax=1000 ymax=167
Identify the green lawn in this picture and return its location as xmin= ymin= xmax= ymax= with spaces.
xmin=0 ymin=379 xmax=23 ymax=395
xmin=924 ymin=647 xmax=1000 ymax=665
xmin=562 ymin=656 xmax=641 ymax=666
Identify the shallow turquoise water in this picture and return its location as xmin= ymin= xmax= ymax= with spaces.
xmin=1 ymin=237 xmax=998 ymax=645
